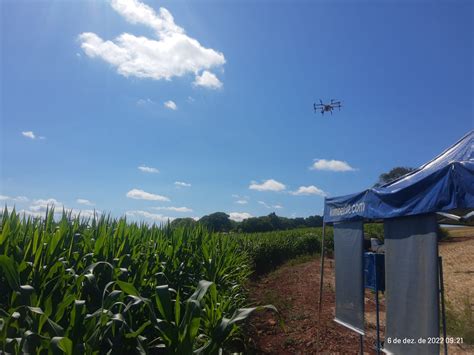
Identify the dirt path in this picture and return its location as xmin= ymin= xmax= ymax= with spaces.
xmin=246 ymin=256 xmax=382 ymax=354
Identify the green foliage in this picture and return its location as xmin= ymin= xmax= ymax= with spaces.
xmin=239 ymin=213 xmax=323 ymax=233
xmin=199 ymin=212 xmax=232 ymax=233
xmin=169 ymin=217 xmax=197 ymax=230
xmin=231 ymin=228 xmax=332 ymax=275
xmin=437 ymin=227 xmax=451 ymax=240
xmin=364 ymin=223 xmax=384 ymax=242
xmin=0 ymin=209 xmax=264 ymax=354
xmin=375 ymin=166 xmax=415 ymax=186
xmin=445 ymin=294 xmax=474 ymax=344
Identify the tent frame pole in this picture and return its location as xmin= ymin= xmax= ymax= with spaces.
xmin=439 ymin=256 xmax=448 ymax=355
xmin=318 ymin=220 xmax=326 ymax=319
xmin=317 ymin=202 xmax=326 ymax=353
xmin=375 ymin=254 xmax=381 ymax=355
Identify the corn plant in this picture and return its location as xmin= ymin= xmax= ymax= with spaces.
xmin=230 ymin=228 xmax=331 ymax=274
xmin=0 ymin=208 xmax=273 ymax=354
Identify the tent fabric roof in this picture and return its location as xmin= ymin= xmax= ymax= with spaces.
xmin=324 ymin=130 xmax=474 ymax=223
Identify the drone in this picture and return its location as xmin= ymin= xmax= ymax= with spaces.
xmin=314 ymin=99 xmax=342 ymax=115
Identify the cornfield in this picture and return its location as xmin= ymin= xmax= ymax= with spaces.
xmin=232 ymin=228 xmax=332 ymax=275
xmin=0 ymin=208 xmax=275 ymax=354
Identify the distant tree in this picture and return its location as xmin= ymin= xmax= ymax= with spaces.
xmin=199 ymin=212 xmax=232 ymax=232
xmin=267 ymin=212 xmax=283 ymax=230
xmin=376 ymin=166 xmax=415 ymax=186
xmin=305 ymin=215 xmax=323 ymax=227
xmin=170 ymin=218 xmax=197 ymax=229
xmin=240 ymin=216 xmax=274 ymax=233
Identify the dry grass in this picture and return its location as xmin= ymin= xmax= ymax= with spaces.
xmin=439 ymin=226 xmax=474 ymax=350
xmin=439 ymin=227 xmax=474 ymax=313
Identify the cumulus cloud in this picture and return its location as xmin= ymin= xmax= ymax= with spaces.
xmin=152 ymin=206 xmax=193 ymax=213
xmin=164 ymin=100 xmax=177 ymax=110
xmin=126 ymin=188 xmax=170 ymax=201
xmin=193 ymin=70 xmax=222 ymax=89
xmin=174 ymin=181 xmax=191 ymax=188
xmin=78 ymin=0 xmax=225 ymax=88
xmin=228 ymin=212 xmax=252 ymax=222
xmin=30 ymin=198 xmax=62 ymax=212
xmin=126 ymin=210 xmax=174 ymax=222
xmin=249 ymin=179 xmax=286 ymax=192
xmin=0 ymin=195 xmax=29 ymax=202
xmin=235 ymin=199 xmax=248 ymax=205
xmin=9 ymin=199 xmax=100 ymax=220
xmin=138 ymin=165 xmax=160 ymax=173
xmin=310 ymin=159 xmax=356 ymax=172
xmin=291 ymin=185 xmax=326 ymax=196
xmin=21 ymin=131 xmax=45 ymax=140
xmin=77 ymin=198 xmax=94 ymax=206
xmin=22 ymin=131 xmax=36 ymax=139
xmin=74 ymin=209 xmax=101 ymax=219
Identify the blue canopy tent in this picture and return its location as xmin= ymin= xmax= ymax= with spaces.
xmin=324 ymin=130 xmax=474 ymax=223
xmin=317 ymin=130 xmax=474 ymax=354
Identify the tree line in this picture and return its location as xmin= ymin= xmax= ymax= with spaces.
xmin=170 ymin=212 xmax=323 ymax=233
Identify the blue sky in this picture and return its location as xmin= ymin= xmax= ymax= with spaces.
xmin=1 ymin=0 xmax=473 ymax=222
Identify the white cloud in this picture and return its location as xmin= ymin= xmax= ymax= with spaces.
xmin=310 ymin=159 xmax=356 ymax=172
xmin=29 ymin=198 xmax=62 ymax=212
xmin=187 ymin=96 xmax=195 ymax=103
xmin=291 ymin=185 xmax=326 ymax=196
xmin=193 ymin=70 xmax=222 ymax=89
xmin=258 ymin=201 xmax=283 ymax=209
xmin=249 ymin=179 xmax=286 ymax=192
xmin=138 ymin=165 xmax=160 ymax=173
xmin=229 ymin=212 xmax=252 ymax=222
xmin=164 ymin=100 xmax=177 ymax=110
xmin=15 ymin=203 xmax=101 ymax=220
xmin=126 ymin=188 xmax=170 ymax=201
xmin=110 ymin=0 xmax=183 ymax=36
xmin=174 ymin=181 xmax=191 ymax=188
xmin=74 ymin=209 xmax=101 ymax=218
xmin=0 ymin=195 xmax=29 ymax=202
xmin=22 ymin=131 xmax=36 ymax=139
xmin=17 ymin=209 xmax=43 ymax=218
xmin=137 ymin=98 xmax=154 ymax=105
xmin=126 ymin=210 xmax=174 ymax=222
xmin=77 ymin=198 xmax=94 ymax=206
xmin=152 ymin=206 xmax=193 ymax=213
xmin=62 ymin=208 xmax=101 ymax=219
xmin=78 ymin=0 xmax=225 ymax=87
xmin=232 ymin=194 xmax=249 ymax=204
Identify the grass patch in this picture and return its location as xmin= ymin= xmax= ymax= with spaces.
xmin=445 ymin=294 xmax=474 ymax=344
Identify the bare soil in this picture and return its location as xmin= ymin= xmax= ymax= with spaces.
xmin=245 ymin=256 xmax=382 ymax=354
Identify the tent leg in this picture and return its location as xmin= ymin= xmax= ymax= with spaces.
xmin=317 ymin=220 xmax=326 ymax=352
xmin=318 ymin=221 xmax=326 ymax=319
xmin=360 ymin=334 xmax=364 ymax=354
xmin=375 ymin=265 xmax=381 ymax=355
xmin=439 ymin=256 xmax=448 ymax=355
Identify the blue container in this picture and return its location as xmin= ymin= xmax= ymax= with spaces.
xmin=364 ymin=252 xmax=385 ymax=292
